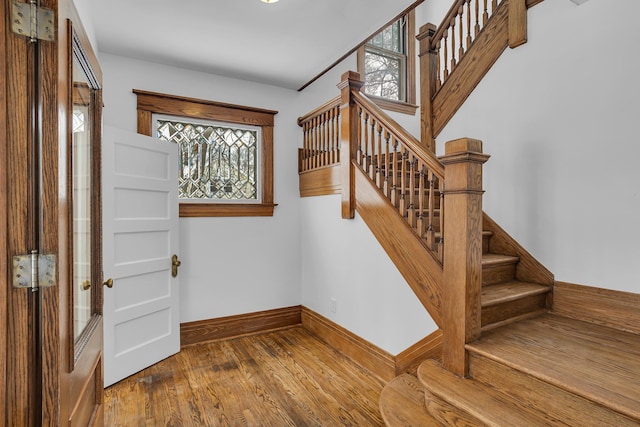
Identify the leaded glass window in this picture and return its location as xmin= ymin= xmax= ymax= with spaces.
xmin=156 ymin=117 xmax=261 ymax=202
xmin=363 ymin=17 xmax=407 ymax=102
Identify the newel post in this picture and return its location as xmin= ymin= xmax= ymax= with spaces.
xmin=417 ymin=23 xmax=437 ymax=153
xmin=440 ymin=138 xmax=490 ymax=377
xmin=337 ymin=71 xmax=364 ymax=219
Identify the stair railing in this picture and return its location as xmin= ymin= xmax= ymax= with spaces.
xmin=418 ymin=0 xmax=527 ymax=149
xmin=349 ymin=87 xmax=446 ymax=264
xmin=297 ymin=97 xmax=341 ymax=173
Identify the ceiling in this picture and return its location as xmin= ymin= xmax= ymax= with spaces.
xmin=89 ymin=0 xmax=419 ymax=91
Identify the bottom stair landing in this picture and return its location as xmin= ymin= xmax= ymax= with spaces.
xmin=382 ymin=314 xmax=640 ymax=426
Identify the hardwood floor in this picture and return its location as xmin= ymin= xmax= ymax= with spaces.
xmin=104 ymin=327 xmax=386 ymax=426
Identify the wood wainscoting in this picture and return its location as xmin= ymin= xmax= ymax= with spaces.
xmin=180 ymin=306 xmax=302 ymax=347
xmin=553 ymin=282 xmax=640 ymax=335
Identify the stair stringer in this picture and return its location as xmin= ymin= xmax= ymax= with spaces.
xmin=354 ymin=164 xmax=444 ymax=327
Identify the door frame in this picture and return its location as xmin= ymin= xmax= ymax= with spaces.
xmin=1 ymin=0 xmax=105 ymax=424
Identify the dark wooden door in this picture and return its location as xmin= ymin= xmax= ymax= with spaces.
xmin=1 ymin=1 xmax=104 ymax=424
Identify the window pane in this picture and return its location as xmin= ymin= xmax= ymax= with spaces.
xmin=157 ymin=120 xmax=259 ymax=201
xmin=368 ymin=19 xmax=403 ymax=53
xmin=363 ymin=50 xmax=403 ymax=101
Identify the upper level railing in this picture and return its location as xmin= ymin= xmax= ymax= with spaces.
xmin=297 ymin=97 xmax=340 ymax=173
xmin=431 ymin=0 xmax=504 ymax=91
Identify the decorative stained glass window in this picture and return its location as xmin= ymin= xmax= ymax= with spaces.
xmin=156 ymin=117 xmax=260 ymax=201
xmin=363 ymin=17 xmax=407 ymax=102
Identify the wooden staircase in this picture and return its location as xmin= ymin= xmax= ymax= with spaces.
xmin=298 ymin=0 xmax=640 ymax=424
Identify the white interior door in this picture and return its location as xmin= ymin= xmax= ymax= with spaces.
xmin=102 ymin=125 xmax=180 ymax=386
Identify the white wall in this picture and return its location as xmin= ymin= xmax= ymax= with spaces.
xmin=100 ymin=54 xmax=302 ymax=322
xmin=71 ymin=0 xmax=98 ymax=54
xmin=432 ymin=0 xmax=640 ymax=293
xmin=296 ymin=1 xmax=438 ymax=355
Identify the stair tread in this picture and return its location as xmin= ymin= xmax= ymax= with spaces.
xmin=467 ymin=313 xmax=640 ymax=421
xmin=482 ymin=253 xmax=519 ymax=266
xmin=481 ymin=281 xmax=551 ymax=307
xmin=379 ymin=374 xmax=441 ymax=427
xmin=418 ymin=359 xmax=554 ymax=426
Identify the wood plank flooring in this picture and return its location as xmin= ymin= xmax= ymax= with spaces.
xmin=104 ymin=327 xmax=386 ymax=426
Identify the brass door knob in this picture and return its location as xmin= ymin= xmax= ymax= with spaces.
xmin=171 ymin=254 xmax=181 ymax=278
xmin=103 ymin=278 xmax=113 ymax=288
xmin=82 ymin=280 xmax=91 ymax=291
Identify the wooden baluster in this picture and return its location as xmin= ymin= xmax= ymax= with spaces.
xmin=383 ymin=131 xmax=391 ymax=197
xmin=408 ymin=155 xmax=417 ymax=228
xmin=427 ymin=171 xmax=436 ymax=251
xmin=475 ymin=0 xmax=480 ymax=36
xmin=391 ymin=138 xmax=399 ymax=208
xmin=417 ymin=165 xmax=426 ymax=238
xmin=322 ymin=111 xmax=328 ymax=167
xmin=310 ymin=116 xmax=316 ymax=170
xmin=362 ymin=112 xmax=369 ymax=171
xmin=466 ymin=0 xmax=472 ymax=49
xmin=375 ymin=124 xmax=383 ymax=187
xmin=328 ymin=109 xmax=334 ymax=165
xmin=450 ymin=19 xmax=457 ymax=70
xmin=399 ymin=149 xmax=408 ymax=217
xmin=438 ymin=178 xmax=444 ymax=261
xmin=302 ymin=122 xmax=307 ymax=171
xmin=443 ymin=32 xmax=449 ymax=80
xmin=492 ymin=0 xmax=497 ymax=13
xmin=369 ymin=118 xmax=376 ymax=179
xmin=436 ymin=40 xmax=442 ymax=91
xmin=336 ymin=107 xmax=341 ymax=164
xmin=458 ymin=5 xmax=464 ymax=59
xmin=483 ymin=0 xmax=489 ymax=25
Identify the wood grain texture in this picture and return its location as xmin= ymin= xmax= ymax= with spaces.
xmin=419 ymin=359 xmax=559 ymax=426
xmin=180 ymin=306 xmax=302 ymax=347
xmin=417 ymin=23 xmax=438 ymax=152
xmin=483 ymin=212 xmax=554 ymax=285
xmin=467 ymin=314 xmax=640 ymax=421
xmin=299 ymin=164 xmax=341 ymax=197
xmin=380 ymin=374 xmax=441 ymax=427
xmin=301 ymin=307 xmax=396 ymax=382
xmin=104 ymin=327 xmax=386 ymax=426
xmin=395 ymin=329 xmax=442 ymax=375
xmin=553 ymin=282 xmax=640 ymax=335
xmin=508 ymin=0 xmax=528 ymax=48
xmin=338 ymin=72 xmax=362 ymax=219
xmin=0 ymin=1 xmax=8 ymax=424
xmin=179 ymin=203 xmax=277 ymax=217
xmin=440 ymin=138 xmax=488 ymax=376
xmin=432 ymin=2 xmax=509 ymax=137
xmin=469 ymin=352 xmax=640 ymax=427
xmin=354 ymin=167 xmax=443 ymax=326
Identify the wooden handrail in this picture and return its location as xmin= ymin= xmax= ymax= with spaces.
xmin=351 ymin=91 xmax=445 ymax=178
xmin=297 ymin=96 xmax=340 ymax=126
xmin=431 ymin=0 xmax=468 ymax=49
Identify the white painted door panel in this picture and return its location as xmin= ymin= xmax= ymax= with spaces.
xmin=102 ymin=125 xmax=179 ymax=386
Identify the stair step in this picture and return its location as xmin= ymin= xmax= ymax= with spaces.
xmin=481 ymin=281 xmax=551 ymax=329
xmin=467 ymin=314 xmax=640 ymax=424
xmin=379 ymin=374 xmax=441 ymax=427
xmin=418 ymin=359 xmax=553 ymax=426
xmin=482 ymin=253 xmax=519 ymax=285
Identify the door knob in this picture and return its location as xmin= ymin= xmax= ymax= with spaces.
xmin=82 ymin=280 xmax=91 ymax=291
xmin=103 ymin=278 xmax=113 ymax=288
xmin=171 ymin=254 xmax=181 ymax=278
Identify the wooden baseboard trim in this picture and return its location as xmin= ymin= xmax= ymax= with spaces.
xmin=395 ymin=329 xmax=442 ymax=375
xmin=180 ymin=306 xmax=302 ymax=347
xmin=553 ymin=282 xmax=640 ymax=335
xmin=302 ymin=307 xmax=396 ymax=381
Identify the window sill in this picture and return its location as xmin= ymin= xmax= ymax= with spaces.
xmin=179 ymin=203 xmax=277 ymax=217
xmin=367 ymin=96 xmax=418 ymax=116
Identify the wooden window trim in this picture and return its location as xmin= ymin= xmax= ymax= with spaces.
xmin=357 ymin=11 xmax=417 ymax=116
xmin=134 ymin=90 xmax=278 ymax=217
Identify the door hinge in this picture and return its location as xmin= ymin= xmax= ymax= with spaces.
xmin=12 ymin=251 xmax=56 ymax=291
xmin=11 ymin=0 xmax=55 ymax=42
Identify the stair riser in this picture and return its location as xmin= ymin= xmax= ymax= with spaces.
xmin=424 ymin=390 xmax=487 ymax=427
xmin=468 ymin=353 xmax=639 ymax=427
xmin=482 ymin=263 xmax=516 ymax=285
xmin=481 ymin=294 xmax=547 ymax=328
xmin=482 ymin=234 xmax=490 ymax=254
